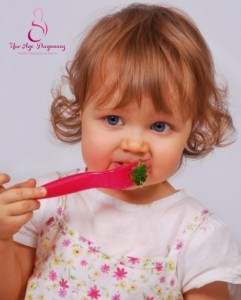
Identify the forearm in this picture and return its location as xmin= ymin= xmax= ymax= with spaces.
xmin=0 ymin=238 xmax=25 ymax=300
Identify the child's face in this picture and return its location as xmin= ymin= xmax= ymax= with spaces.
xmin=80 ymin=94 xmax=192 ymax=191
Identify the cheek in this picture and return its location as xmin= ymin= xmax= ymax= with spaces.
xmin=81 ymin=129 xmax=111 ymax=171
xmin=81 ymin=134 xmax=101 ymax=164
xmin=161 ymin=148 xmax=182 ymax=169
xmin=153 ymin=141 xmax=186 ymax=177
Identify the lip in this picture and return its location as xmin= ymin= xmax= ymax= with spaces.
xmin=109 ymin=159 xmax=151 ymax=171
xmin=108 ymin=162 xmax=128 ymax=170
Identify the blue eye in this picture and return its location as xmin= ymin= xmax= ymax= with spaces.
xmin=151 ymin=122 xmax=170 ymax=132
xmin=106 ymin=115 xmax=122 ymax=125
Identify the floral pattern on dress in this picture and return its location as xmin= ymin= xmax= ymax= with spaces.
xmin=24 ymin=199 xmax=211 ymax=300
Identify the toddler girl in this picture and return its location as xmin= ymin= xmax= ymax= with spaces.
xmin=0 ymin=3 xmax=240 ymax=299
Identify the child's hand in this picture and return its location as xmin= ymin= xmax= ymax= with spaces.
xmin=0 ymin=173 xmax=46 ymax=240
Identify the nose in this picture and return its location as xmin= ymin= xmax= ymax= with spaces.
xmin=120 ymin=137 xmax=149 ymax=155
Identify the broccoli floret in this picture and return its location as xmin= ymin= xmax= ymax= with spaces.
xmin=131 ymin=162 xmax=148 ymax=186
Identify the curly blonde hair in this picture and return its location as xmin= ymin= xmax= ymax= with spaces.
xmin=51 ymin=3 xmax=235 ymax=158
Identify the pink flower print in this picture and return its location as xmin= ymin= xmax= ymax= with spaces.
xmin=127 ymin=256 xmax=140 ymax=264
xmin=155 ymin=262 xmax=164 ymax=272
xmin=88 ymin=246 xmax=99 ymax=253
xmin=79 ymin=236 xmax=92 ymax=245
xmin=57 ymin=206 xmax=63 ymax=216
xmin=45 ymin=216 xmax=55 ymax=226
xmin=80 ymin=259 xmax=88 ymax=266
xmin=145 ymin=297 xmax=154 ymax=300
xmin=160 ymin=276 xmax=166 ymax=284
xmin=170 ymin=278 xmax=175 ymax=287
xmin=112 ymin=294 xmax=120 ymax=300
xmin=175 ymin=240 xmax=183 ymax=251
xmin=79 ymin=236 xmax=91 ymax=245
xmin=59 ymin=288 xmax=67 ymax=298
xmin=201 ymin=209 xmax=210 ymax=216
xmin=100 ymin=264 xmax=110 ymax=274
xmin=88 ymin=285 xmax=101 ymax=299
xmin=62 ymin=239 xmax=71 ymax=247
xmin=114 ymin=267 xmax=128 ymax=280
xmin=59 ymin=278 xmax=69 ymax=289
xmin=48 ymin=270 xmax=57 ymax=281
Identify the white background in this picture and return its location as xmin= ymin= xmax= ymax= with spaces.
xmin=1 ymin=0 xmax=240 ymax=247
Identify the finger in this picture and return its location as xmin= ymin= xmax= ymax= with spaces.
xmin=0 ymin=187 xmax=46 ymax=204
xmin=6 ymin=200 xmax=41 ymax=216
xmin=10 ymin=178 xmax=36 ymax=189
xmin=0 ymin=175 xmax=35 ymax=192
xmin=0 ymin=173 xmax=10 ymax=183
xmin=0 ymin=173 xmax=11 ymax=192
xmin=0 ymin=212 xmax=36 ymax=240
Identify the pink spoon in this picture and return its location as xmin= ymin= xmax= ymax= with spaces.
xmin=40 ymin=161 xmax=139 ymax=199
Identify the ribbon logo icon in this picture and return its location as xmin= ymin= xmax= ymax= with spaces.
xmin=27 ymin=8 xmax=48 ymax=42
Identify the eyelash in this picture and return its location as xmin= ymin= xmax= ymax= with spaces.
xmin=150 ymin=122 xmax=171 ymax=133
xmin=105 ymin=116 xmax=171 ymax=133
xmin=106 ymin=115 xmax=123 ymax=126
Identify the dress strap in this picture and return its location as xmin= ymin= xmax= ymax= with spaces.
xmin=54 ymin=171 xmax=70 ymax=220
xmin=167 ymin=209 xmax=213 ymax=260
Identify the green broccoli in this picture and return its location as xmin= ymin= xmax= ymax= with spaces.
xmin=131 ymin=162 xmax=148 ymax=186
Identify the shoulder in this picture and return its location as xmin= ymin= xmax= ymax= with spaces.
xmin=178 ymin=211 xmax=241 ymax=293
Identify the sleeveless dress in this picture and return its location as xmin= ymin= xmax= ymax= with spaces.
xmin=24 ymin=196 xmax=211 ymax=300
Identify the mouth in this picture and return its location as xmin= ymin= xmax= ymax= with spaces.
xmin=108 ymin=161 xmax=128 ymax=170
xmin=109 ymin=159 xmax=151 ymax=171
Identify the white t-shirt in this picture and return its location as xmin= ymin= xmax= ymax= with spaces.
xmin=14 ymin=170 xmax=241 ymax=297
